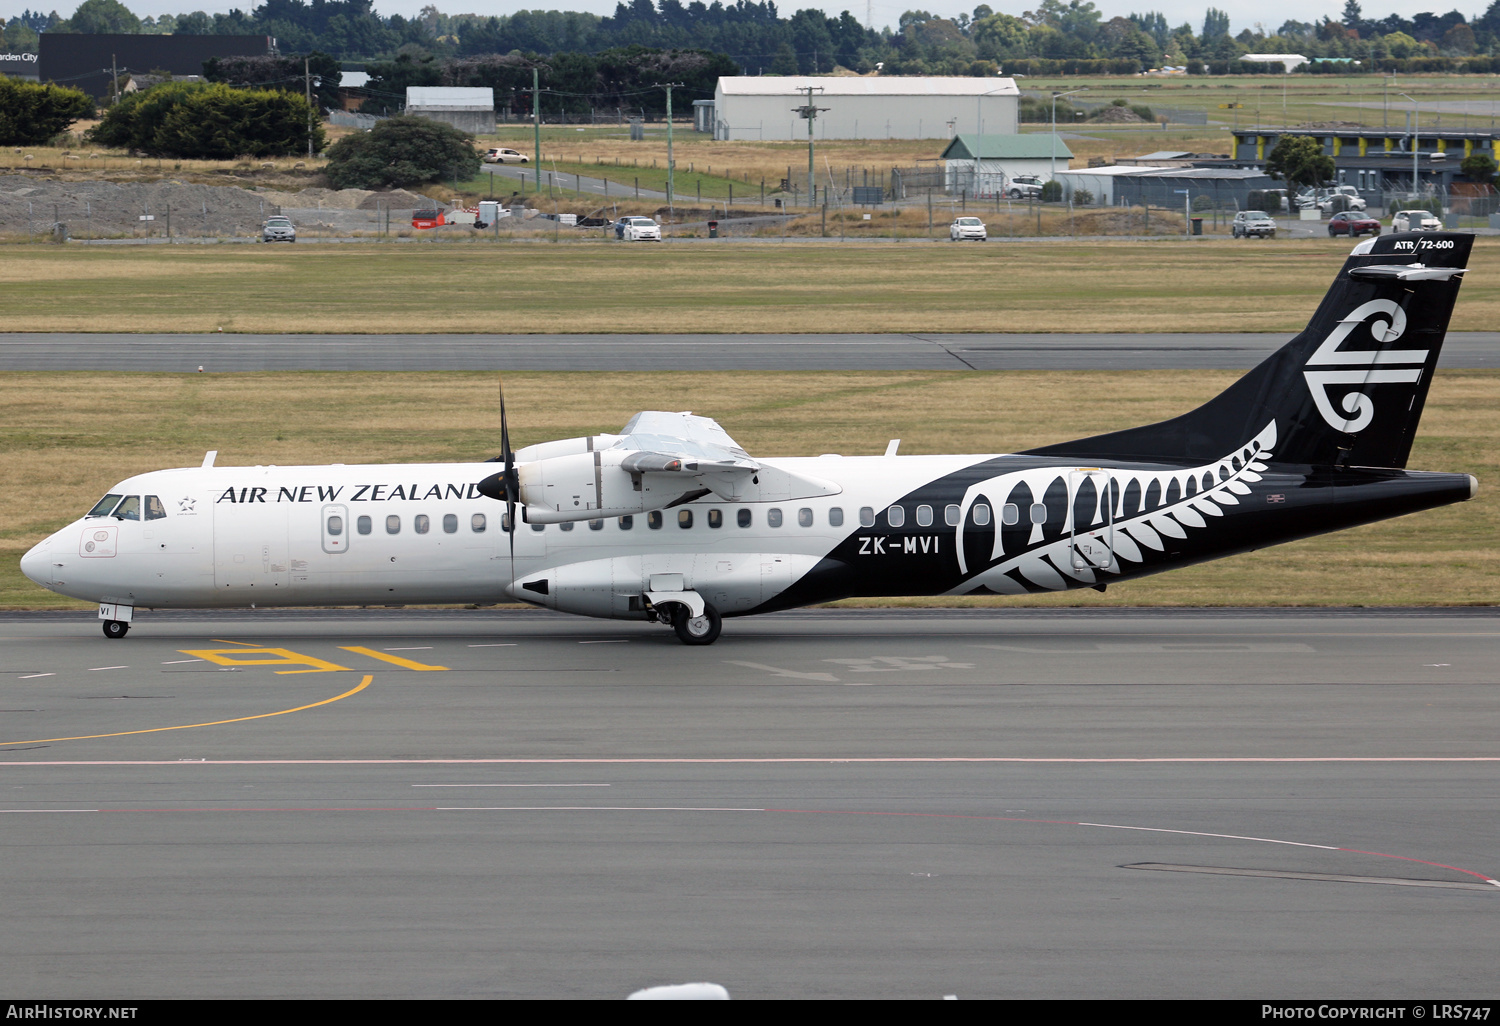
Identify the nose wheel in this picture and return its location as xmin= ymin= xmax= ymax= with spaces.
xmin=102 ymin=619 xmax=130 ymax=639
xmin=671 ymin=603 xmax=722 ymax=646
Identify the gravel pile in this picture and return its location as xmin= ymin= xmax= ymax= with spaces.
xmin=0 ymin=175 xmax=438 ymax=238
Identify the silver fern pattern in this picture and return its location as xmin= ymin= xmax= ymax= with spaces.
xmin=952 ymin=421 xmax=1279 ymax=594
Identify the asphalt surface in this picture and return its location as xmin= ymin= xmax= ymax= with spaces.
xmin=3 ymin=331 xmax=1497 ymax=371
xmin=2 ymin=608 xmax=1497 ymax=999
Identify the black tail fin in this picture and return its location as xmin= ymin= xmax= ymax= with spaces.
xmin=1025 ymin=232 xmax=1473 ymax=469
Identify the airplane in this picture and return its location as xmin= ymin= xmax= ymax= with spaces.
xmin=20 ymin=232 xmax=1478 ymax=645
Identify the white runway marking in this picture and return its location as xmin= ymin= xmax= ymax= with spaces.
xmin=725 ymin=661 xmax=840 ymax=681
xmin=18 ymin=673 xmax=54 ymax=679
xmin=384 ymin=647 xmax=433 ymax=651
xmin=467 ymin=644 xmax=517 ymax=647
xmin=87 ymin=666 xmax=127 ymax=671
xmin=412 ymin=783 xmax=610 ymax=788
xmin=161 ymin=659 xmax=202 ymax=664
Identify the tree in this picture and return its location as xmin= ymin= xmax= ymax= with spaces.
xmin=323 ymin=114 xmax=477 ymax=189
xmin=89 ymin=81 xmax=322 ymax=158
xmin=1202 ymin=7 xmax=1230 ymax=39
xmin=0 ymin=78 xmax=93 ymax=145
xmin=1266 ymin=135 xmax=1335 ymax=191
xmin=58 ymin=0 xmax=140 ymax=33
xmin=1460 ymin=151 xmax=1497 ymax=187
xmin=768 ymin=41 xmax=798 ymax=75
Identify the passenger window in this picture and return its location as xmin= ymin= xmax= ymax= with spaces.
xmin=145 ymin=495 xmax=167 ymax=521
xmin=472 ymin=513 xmax=487 ymax=533
xmin=357 ymin=516 xmax=372 ymax=535
xmin=798 ymin=507 xmax=813 ymax=528
xmin=327 ymin=515 xmax=343 ymax=536
xmin=859 ymin=506 xmax=875 ymax=527
xmin=114 ymin=495 xmax=141 ymax=521
xmin=647 ymin=511 xmax=663 ymax=530
xmin=88 ymin=494 xmax=123 ymax=517
xmin=443 ymin=513 xmax=458 ymax=534
xmin=768 ymin=508 xmax=783 ymax=528
xmin=829 ymin=507 xmax=844 ymax=527
xmin=619 ymin=515 xmax=633 ymax=530
xmin=559 ymin=521 xmax=574 ymax=532
xmin=1029 ymin=503 xmax=1047 ymax=525
xmin=589 ymin=519 xmax=604 ymax=531
xmin=708 ymin=509 xmax=722 ymax=529
xmin=678 ymin=510 xmax=693 ymax=529
xmin=415 ymin=514 xmax=430 ymax=534
xmin=386 ymin=515 xmax=401 ymax=535
xmin=915 ymin=505 xmax=933 ymax=527
xmin=974 ymin=504 xmax=992 ymax=526
xmin=944 ymin=504 xmax=960 ymax=527
xmin=886 ymin=505 xmax=905 ymax=528
xmin=1001 ymin=503 xmax=1019 ymax=526
xmin=737 ymin=509 xmax=751 ymax=528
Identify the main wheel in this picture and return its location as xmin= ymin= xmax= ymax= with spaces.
xmin=102 ymin=620 xmax=129 ymax=639
xmin=671 ymin=603 xmax=722 ymax=646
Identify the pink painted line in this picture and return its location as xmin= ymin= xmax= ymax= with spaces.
xmin=4 ymin=756 xmax=1500 ymax=767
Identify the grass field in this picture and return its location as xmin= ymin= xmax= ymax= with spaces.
xmin=4 ymin=369 xmax=1493 ymax=610
xmin=3 ymin=239 xmax=1497 ymax=334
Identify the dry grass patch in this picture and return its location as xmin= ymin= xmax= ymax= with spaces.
xmin=2 ymin=369 xmax=1494 ymax=609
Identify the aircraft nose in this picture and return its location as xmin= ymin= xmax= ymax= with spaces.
xmin=20 ymin=539 xmax=52 ymax=587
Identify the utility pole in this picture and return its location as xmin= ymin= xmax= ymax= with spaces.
xmin=791 ymin=85 xmax=827 ymax=208
xmin=111 ymin=54 xmax=118 ymax=105
xmin=533 ymin=68 xmax=541 ymax=170
xmin=1051 ymin=88 xmax=1084 ymax=179
xmin=663 ymin=82 xmax=683 ymax=212
xmin=304 ymin=57 xmax=314 ymax=159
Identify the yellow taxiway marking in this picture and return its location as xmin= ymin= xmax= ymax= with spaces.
xmin=338 ymin=646 xmax=449 ymax=671
xmin=180 ymin=646 xmax=353 ymax=675
xmin=0 ymin=675 xmax=374 ymax=747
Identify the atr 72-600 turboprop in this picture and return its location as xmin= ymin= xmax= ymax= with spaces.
xmin=21 ymin=233 xmax=1479 ymax=645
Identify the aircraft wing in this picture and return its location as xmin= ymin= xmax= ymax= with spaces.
xmin=613 ymin=411 xmax=761 ymax=478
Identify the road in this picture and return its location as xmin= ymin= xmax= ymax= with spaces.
xmin=1 ymin=608 xmax=1496 ymax=999
xmin=2 ymin=331 xmax=1496 ymax=371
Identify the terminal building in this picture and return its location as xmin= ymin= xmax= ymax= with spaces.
xmin=707 ymin=76 xmax=1019 ymax=141
xmin=1230 ymin=127 xmax=1498 ymax=206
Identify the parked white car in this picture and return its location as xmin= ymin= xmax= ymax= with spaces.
xmin=483 ymin=147 xmax=529 ymax=164
xmin=1295 ymin=186 xmax=1367 ymax=212
xmin=1231 ymin=210 xmax=1276 ymax=238
xmin=1392 ymin=209 xmax=1443 ymax=232
xmin=621 ymin=217 xmax=661 ymax=241
xmin=949 ymin=216 xmax=987 ymax=241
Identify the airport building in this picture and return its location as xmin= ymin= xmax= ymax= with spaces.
xmin=707 ymin=76 xmax=1019 ymax=141
xmin=1230 ymin=127 xmax=1499 ymax=205
xmin=405 ymin=86 xmax=495 ymax=135
xmin=37 ymin=32 xmax=275 ymax=101
xmin=939 ymin=134 xmax=1074 ymax=195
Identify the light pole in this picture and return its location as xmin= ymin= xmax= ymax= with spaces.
xmin=1400 ymin=92 xmax=1420 ymax=201
xmin=976 ymin=85 xmax=1009 ymax=137
xmin=1051 ymin=88 xmax=1084 ymax=179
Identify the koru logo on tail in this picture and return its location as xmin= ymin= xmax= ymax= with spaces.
xmin=1303 ymin=299 xmax=1428 ymax=433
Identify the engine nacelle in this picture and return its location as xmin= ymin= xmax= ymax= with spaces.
xmin=518 ymin=449 xmax=707 ymax=524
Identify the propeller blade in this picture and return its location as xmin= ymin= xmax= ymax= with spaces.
xmin=500 ymin=377 xmax=516 ymax=576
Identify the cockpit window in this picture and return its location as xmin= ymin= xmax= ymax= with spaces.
xmin=113 ymin=495 xmax=141 ymax=521
xmin=145 ymin=495 xmax=167 ymax=521
xmin=87 ymin=494 xmax=123 ymax=517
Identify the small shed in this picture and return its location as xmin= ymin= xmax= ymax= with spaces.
xmin=692 ymin=99 xmax=715 ymax=133
xmin=406 ymin=87 xmax=494 ymax=135
xmin=1112 ymin=167 xmax=1277 ymax=211
xmin=939 ymin=134 xmax=1074 ymax=196
xmin=1052 ymin=165 xmax=1151 ymax=206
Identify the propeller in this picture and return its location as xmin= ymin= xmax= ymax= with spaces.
xmin=499 ymin=378 xmax=517 ymax=580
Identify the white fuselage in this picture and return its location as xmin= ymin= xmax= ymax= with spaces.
xmin=20 ymin=455 xmax=980 ymax=616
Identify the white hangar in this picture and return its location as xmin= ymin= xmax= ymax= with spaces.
xmin=708 ymin=76 xmax=1019 ymax=141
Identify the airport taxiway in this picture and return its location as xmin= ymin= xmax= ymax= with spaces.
xmin=3 ymin=331 xmax=1498 ymax=371
xmin=2 ymin=608 xmax=1496 ymax=999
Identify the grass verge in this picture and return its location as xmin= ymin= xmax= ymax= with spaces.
xmin=3 ymin=369 xmax=1494 ymax=609
xmin=3 ymin=238 xmax=1496 ymax=334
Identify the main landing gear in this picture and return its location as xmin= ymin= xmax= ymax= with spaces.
xmin=102 ymin=620 xmax=130 ymax=639
xmin=669 ymin=602 xmax=722 ymax=646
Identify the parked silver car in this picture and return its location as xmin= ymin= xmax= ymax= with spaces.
xmin=261 ymin=216 xmax=296 ymax=242
xmin=1231 ymin=210 xmax=1276 ymax=238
